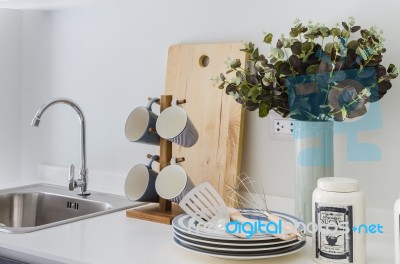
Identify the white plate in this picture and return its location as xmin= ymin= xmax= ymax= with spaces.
xmin=173 ymin=232 xmax=302 ymax=252
xmin=172 ymin=209 xmax=304 ymax=242
xmin=173 ymin=227 xmax=297 ymax=247
xmin=173 ymin=237 xmax=306 ymax=260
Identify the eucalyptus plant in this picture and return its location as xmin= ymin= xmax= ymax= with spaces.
xmin=216 ymin=18 xmax=399 ymax=121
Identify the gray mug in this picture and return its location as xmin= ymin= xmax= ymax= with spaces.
xmin=125 ymin=98 xmax=160 ymax=145
xmin=124 ymin=155 xmax=160 ymax=203
xmin=155 ymin=157 xmax=195 ymax=204
xmin=155 ymin=101 xmax=199 ymax=148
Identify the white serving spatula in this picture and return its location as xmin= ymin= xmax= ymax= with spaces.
xmin=179 ymin=182 xmax=298 ymax=240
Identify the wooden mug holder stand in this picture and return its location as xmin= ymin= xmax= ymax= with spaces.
xmin=126 ymin=95 xmax=186 ymax=224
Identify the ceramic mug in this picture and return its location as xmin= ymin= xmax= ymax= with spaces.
xmin=125 ymin=98 xmax=160 ymax=145
xmin=156 ymin=101 xmax=199 ymax=148
xmin=124 ymin=155 xmax=160 ymax=203
xmin=155 ymin=158 xmax=194 ymax=203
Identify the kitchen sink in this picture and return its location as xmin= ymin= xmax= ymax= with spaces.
xmin=0 ymin=184 xmax=142 ymax=233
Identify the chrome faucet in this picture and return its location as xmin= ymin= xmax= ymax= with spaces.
xmin=31 ymin=98 xmax=90 ymax=196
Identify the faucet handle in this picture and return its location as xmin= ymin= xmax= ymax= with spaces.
xmin=68 ymin=164 xmax=75 ymax=191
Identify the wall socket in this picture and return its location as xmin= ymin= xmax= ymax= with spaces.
xmin=268 ymin=110 xmax=294 ymax=141
xmin=273 ymin=119 xmax=294 ymax=135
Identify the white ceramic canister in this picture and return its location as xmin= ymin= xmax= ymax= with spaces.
xmin=312 ymin=177 xmax=366 ymax=264
xmin=394 ymin=198 xmax=400 ymax=264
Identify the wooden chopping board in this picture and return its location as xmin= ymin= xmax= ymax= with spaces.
xmin=164 ymin=43 xmax=246 ymax=205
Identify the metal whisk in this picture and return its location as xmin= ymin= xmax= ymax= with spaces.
xmin=227 ymin=173 xmax=306 ymax=241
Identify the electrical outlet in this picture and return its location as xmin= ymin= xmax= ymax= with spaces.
xmin=268 ymin=110 xmax=294 ymax=141
xmin=273 ymin=119 xmax=294 ymax=135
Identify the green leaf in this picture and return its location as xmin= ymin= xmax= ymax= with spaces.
xmin=331 ymin=28 xmax=341 ymax=37
xmin=341 ymin=29 xmax=350 ymax=38
xmin=306 ymin=64 xmax=319 ymax=75
xmin=388 ymin=64 xmax=399 ymax=78
xmin=289 ymin=55 xmax=301 ymax=69
xmin=239 ymin=86 xmax=250 ymax=97
xmin=370 ymin=34 xmax=379 ymax=43
xmin=347 ymin=40 xmax=358 ymax=50
xmin=378 ymin=80 xmax=392 ymax=91
xmin=262 ymin=77 xmax=271 ymax=86
xmin=291 ymin=42 xmax=302 ymax=55
xmin=320 ymin=27 xmax=330 ymax=37
xmin=258 ymin=102 xmax=269 ymax=117
xmin=388 ymin=64 xmax=396 ymax=73
xmin=324 ymin=42 xmax=334 ymax=54
xmin=271 ymin=48 xmax=285 ymax=60
xmin=282 ymin=38 xmax=292 ymax=48
xmin=230 ymin=59 xmax=241 ymax=69
xmin=276 ymin=39 xmax=283 ymax=49
xmin=360 ymin=29 xmax=370 ymax=39
xmin=240 ymin=42 xmax=255 ymax=53
xmin=278 ymin=62 xmax=291 ymax=75
xmin=251 ymin=48 xmax=260 ymax=60
xmin=264 ymin=33 xmax=273 ymax=44
xmin=235 ymin=70 xmax=243 ymax=78
xmin=302 ymin=51 xmax=315 ymax=63
xmin=304 ymin=33 xmax=315 ymax=39
xmin=226 ymin=83 xmax=237 ymax=94
xmin=248 ymin=42 xmax=255 ymax=51
xmin=301 ymin=42 xmax=314 ymax=53
xmin=289 ymin=30 xmax=298 ymax=38
xmin=351 ymin=26 xmax=361 ymax=33
xmin=273 ymin=60 xmax=283 ymax=71
xmin=249 ymin=86 xmax=260 ymax=101
xmin=245 ymin=100 xmax=259 ymax=111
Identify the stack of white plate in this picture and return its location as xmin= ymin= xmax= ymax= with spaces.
xmin=172 ymin=209 xmax=306 ymax=260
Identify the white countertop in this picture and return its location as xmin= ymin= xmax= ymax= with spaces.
xmin=0 ymin=181 xmax=394 ymax=264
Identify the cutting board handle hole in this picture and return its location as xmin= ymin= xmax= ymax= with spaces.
xmin=199 ymin=55 xmax=210 ymax=67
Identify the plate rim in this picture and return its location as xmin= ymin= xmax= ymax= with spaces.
xmin=173 ymin=232 xmax=302 ymax=252
xmin=173 ymin=237 xmax=307 ymax=260
xmin=172 ymin=209 xmax=304 ymax=242
xmin=173 ymin=227 xmax=297 ymax=246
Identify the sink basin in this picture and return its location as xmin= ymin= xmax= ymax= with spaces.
xmin=0 ymin=184 xmax=143 ymax=233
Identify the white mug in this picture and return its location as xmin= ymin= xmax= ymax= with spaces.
xmin=155 ymin=157 xmax=194 ymax=204
xmin=156 ymin=101 xmax=199 ymax=148
xmin=124 ymin=155 xmax=159 ymax=203
xmin=125 ymin=98 xmax=160 ymax=145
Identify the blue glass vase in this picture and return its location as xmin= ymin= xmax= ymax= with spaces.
xmin=293 ymin=120 xmax=334 ymax=229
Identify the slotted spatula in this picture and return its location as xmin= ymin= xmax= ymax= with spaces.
xmin=179 ymin=182 xmax=230 ymax=230
xmin=179 ymin=182 xmax=298 ymax=240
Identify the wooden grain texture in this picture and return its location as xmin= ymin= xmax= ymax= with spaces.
xmin=159 ymin=95 xmax=172 ymax=212
xmin=126 ymin=204 xmax=184 ymax=225
xmin=164 ymin=43 xmax=246 ymax=205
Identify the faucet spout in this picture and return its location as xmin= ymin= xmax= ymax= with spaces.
xmin=31 ymin=98 xmax=90 ymax=196
xmin=31 ymin=117 xmax=41 ymax=127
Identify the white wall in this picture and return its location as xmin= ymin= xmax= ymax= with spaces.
xmin=19 ymin=0 xmax=400 ymax=210
xmin=20 ymin=11 xmax=53 ymax=181
xmin=0 ymin=9 xmax=22 ymax=184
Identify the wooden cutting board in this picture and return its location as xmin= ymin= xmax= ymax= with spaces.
xmin=164 ymin=43 xmax=246 ymax=205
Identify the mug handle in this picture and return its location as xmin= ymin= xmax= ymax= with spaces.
xmin=147 ymin=155 xmax=160 ymax=169
xmin=170 ymin=157 xmax=177 ymax=165
xmin=146 ymin=98 xmax=160 ymax=111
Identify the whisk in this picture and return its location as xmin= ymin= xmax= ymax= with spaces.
xmin=227 ymin=173 xmax=306 ymax=241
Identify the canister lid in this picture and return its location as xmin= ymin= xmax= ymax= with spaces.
xmin=317 ymin=177 xmax=360 ymax=193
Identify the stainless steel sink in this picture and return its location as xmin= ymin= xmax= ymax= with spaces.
xmin=0 ymin=184 xmax=143 ymax=233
